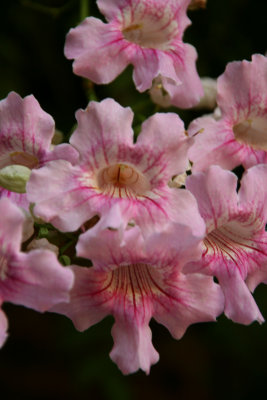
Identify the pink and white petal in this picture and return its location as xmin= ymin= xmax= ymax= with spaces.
xmin=163 ymin=44 xmax=203 ymax=108
xmin=154 ymin=273 xmax=224 ymax=339
xmin=0 ymin=197 xmax=24 ymax=252
xmin=217 ymin=54 xmax=267 ymax=118
xmin=0 ymin=306 xmax=8 ymax=348
xmin=110 ymin=318 xmax=159 ymax=374
xmin=238 ymin=164 xmax=267 ymax=221
xmin=186 ymin=166 xmax=239 ymax=225
xmin=0 ymin=92 xmax=54 ymax=167
xmin=132 ymin=47 xmax=160 ymax=92
xmin=70 ymin=98 xmax=134 ymax=166
xmin=0 ymin=188 xmax=29 ymax=210
xmin=136 ymin=112 xmax=191 ymax=178
xmin=188 ymin=117 xmax=245 ymax=172
xmin=246 ymin=261 xmax=267 ymax=292
xmin=27 ymin=160 xmax=94 ymax=231
xmin=165 ymin=188 xmax=206 ymax=238
xmin=3 ymin=250 xmax=74 ymax=312
xmin=52 ymin=265 xmax=110 ymax=331
xmin=65 ymin=18 xmax=129 ymax=84
xmin=144 ymin=220 xmax=204 ymax=269
xmin=44 ymin=143 xmax=79 ymax=166
xmin=97 ymin=0 xmax=126 ymax=21
xmin=242 ymin=149 xmax=267 ymax=169
xmin=217 ymin=269 xmax=264 ymax=324
xmin=77 ymin=221 xmax=144 ymax=269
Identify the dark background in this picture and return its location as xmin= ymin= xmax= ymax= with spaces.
xmin=1 ymin=0 xmax=267 ymax=399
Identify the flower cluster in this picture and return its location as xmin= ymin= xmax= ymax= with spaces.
xmin=1 ymin=0 xmax=267 ymax=375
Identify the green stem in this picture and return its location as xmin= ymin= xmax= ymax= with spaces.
xmin=80 ymin=0 xmax=89 ymax=21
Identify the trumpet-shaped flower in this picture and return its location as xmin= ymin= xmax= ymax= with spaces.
xmin=188 ymin=54 xmax=267 ymax=171
xmin=0 ymin=92 xmax=78 ymax=207
xmin=0 ymin=197 xmax=74 ymax=346
xmin=64 ymin=0 xmax=203 ymax=108
xmin=52 ymin=211 xmax=223 ymax=374
xmin=27 ymin=98 xmax=203 ymax=235
xmin=185 ymin=165 xmax=267 ymax=324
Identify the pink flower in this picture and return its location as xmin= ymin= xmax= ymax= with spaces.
xmin=64 ymin=0 xmax=203 ymax=107
xmin=188 ymin=54 xmax=267 ymax=172
xmin=27 ymin=98 xmax=203 ymax=235
xmin=52 ymin=212 xmax=223 ymax=374
xmin=0 ymin=197 xmax=74 ymax=347
xmin=185 ymin=164 xmax=267 ymax=324
xmin=0 ymin=91 xmax=78 ymax=208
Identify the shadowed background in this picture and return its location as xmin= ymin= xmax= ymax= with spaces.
xmin=1 ymin=0 xmax=267 ymax=399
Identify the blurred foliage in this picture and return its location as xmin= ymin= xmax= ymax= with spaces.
xmin=1 ymin=0 xmax=267 ymax=399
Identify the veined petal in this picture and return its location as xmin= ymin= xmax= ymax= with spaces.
xmin=0 ymin=92 xmax=54 ymax=168
xmin=217 ymin=54 xmax=267 ymax=118
xmin=2 ymin=250 xmax=74 ymax=312
xmin=163 ymin=43 xmax=204 ymax=108
xmin=70 ymin=98 xmax=134 ymax=166
xmin=136 ymin=112 xmax=191 ymax=179
xmin=186 ymin=166 xmax=239 ymax=228
xmin=65 ymin=18 xmax=129 ymax=84
xmin=154 ymin=273 xmax=224 ymax=339
xmin=0 ymin=197 xmax=24 ymax=253
xmin=185 ymin=165 xmax=267 ymax=324
xmin=217 ymin=268 xmax=264 ymax=324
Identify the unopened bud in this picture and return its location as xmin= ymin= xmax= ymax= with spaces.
xmin=0 ymin=165 xmax=31 ymax=193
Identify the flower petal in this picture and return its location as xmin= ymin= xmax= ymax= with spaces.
xmin=65 ymin=17 xmax=129 ymax=84
xmin=0 ymin=307 xmax=8 ymax=348
xmin=154 ymin=273 xmax=224 ymax=338
xmin=110 ymin=318 xmax=159 ymax=374
xmin=2 ymin=250 xmax=74 ymax=312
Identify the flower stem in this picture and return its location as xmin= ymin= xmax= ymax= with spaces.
xmin=80 ymin=0 xmax=89 ymax=21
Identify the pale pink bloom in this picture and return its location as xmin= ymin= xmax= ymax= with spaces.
xmin=0 ymin=91 xmax=78 ymax=207
xmin=188 ymin=54 xmax=267 ymax=172
xmin=64 ymin=0 xmax=203 ymax=107
xmin=27 ymin=98 xmax=203 ymax=234
xmin=52 ymin=211 xmax=223 ymax=374
xmin=0 ymin=197 xmax=74 ymax=347
xmin=185 ymin=164 xmax=267 ymax=324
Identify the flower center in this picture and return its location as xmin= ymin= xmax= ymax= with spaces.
xmin=9 ymin=152 xmax=39 ymax=169
xmin=102 ymin=263 xmax=170 ymax=318
xmin=233 ymin=117 xmax=267 ymax=151
xmin=96 ymin=163 xmax=150 ymax=198
xmin=122 ymin=5 xmax=178 ymax=50
xmin=204 ymin=219 xmax=264 ymax=273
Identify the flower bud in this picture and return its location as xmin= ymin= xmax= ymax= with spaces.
xmin=0 ymin=165 xmax=31 ymax=193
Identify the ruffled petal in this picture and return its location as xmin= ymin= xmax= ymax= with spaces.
xmin=2 ymin=250 xmax=74 ymax=312
xmin=154 ymin=273 xmax=224 ymax=339
xmin=70 ymin=98 xmax=134 ymax=165
xmin=65 ymin=17 xmax=129 ymax=84
xmin=0 ymin=92 xmax=54 ymax=168
xmin=163 ymin=44 xmax=204 ymax=108
xmin=188 ymin=117 xmax=247 ymax=172
xmin=136 ymin=112 xmax=191 ymax=179
xmin=186 ymin=166 xmax=239 ymax=226
xmin=217 ymin=54 xmax=267 ymax=118
xmin=110 ymin=318 xmax=159 ymax=374
xmin=51 ymin=265 xmax=110 ymax=331
xmin=217 ymin=268 xmax=264 ymax=324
